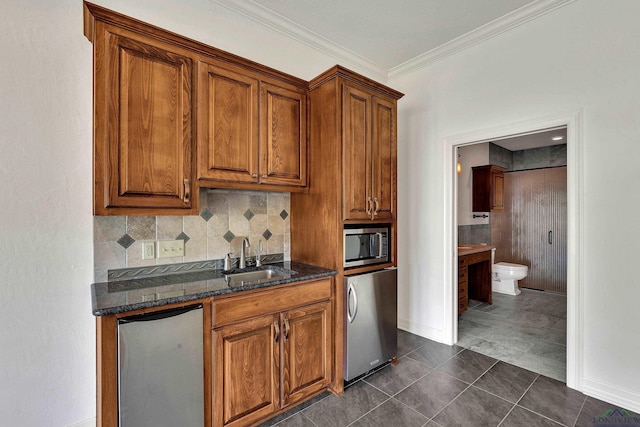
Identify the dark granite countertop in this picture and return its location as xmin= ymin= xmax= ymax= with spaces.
xmin=91 ymin=261 xmax=337 ymax=316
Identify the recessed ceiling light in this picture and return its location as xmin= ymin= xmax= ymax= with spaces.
xmin=552 ymin=136 xmax=564 ymax=141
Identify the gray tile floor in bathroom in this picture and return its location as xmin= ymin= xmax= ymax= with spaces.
xmin=258 ymin=290 xmax=639 ymax=426
xmin=458 ymin=288 xmax=567 ymax=382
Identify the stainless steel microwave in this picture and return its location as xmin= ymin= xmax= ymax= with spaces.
xmin=344 ymin=227 xmax=390 ymax=268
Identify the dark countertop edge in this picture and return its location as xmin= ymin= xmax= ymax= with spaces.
xmin=92 ymin=265 xmax=337 ymax=317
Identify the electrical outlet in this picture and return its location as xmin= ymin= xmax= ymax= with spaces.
xmin=142 ymin=242 xmax=155 ymax=260
xmin=157 ymin=239 xmax=185 ymax=259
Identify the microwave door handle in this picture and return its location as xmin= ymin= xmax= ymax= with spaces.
xmin=347 ymin=283 xmax=358 ymax=323
xmin=377 ymin=233 xmax=383 ymax=258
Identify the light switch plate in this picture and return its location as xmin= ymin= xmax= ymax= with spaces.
xmin=157 ymin=239 xmax=185 ymax=259
xmin=142 ymin=242 xmax=155 ymax=260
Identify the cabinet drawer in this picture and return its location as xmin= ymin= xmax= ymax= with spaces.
xmin=458 ymin=267 xmax=468 ymax=282
xmin=458 ymin=256 xmax=468 ymax=267
xmin=458 ymin=281 xmax=468 ymax=299
xmin=467 ymin=251 xmax=491 ymax=265
xmin=458 ymin=297 xmax=468 ymax=314
xmin=212 ymin=278 xmax=332 ymax=327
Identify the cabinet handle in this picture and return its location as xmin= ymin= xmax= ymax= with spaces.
xmin=366 ymin=197 xmax=373 ymax=216
xmin=252 ymin=173 xmax=258 ymax=178
xmin=261 ymin=174 xmax=268 ymax=178
xmin=347 ymin=283 xmax=358 ymax=323
xmin=548 ymin=231 xmax=553 ymax=245
xmin=283 ymin=317 xmax=290 ymax=340
xmin=373 ymin=197 xmax=380 ymax=216
xmin=183 ymin=179 xmax=190 ymax=204
xmin=274 ymin=320 xmax=280 ymax=343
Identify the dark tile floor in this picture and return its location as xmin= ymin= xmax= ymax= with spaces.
xmin=458 ymin=288 xmax=567 ymax=381
xmin=258 ymin=330 xmax=639 ymax=427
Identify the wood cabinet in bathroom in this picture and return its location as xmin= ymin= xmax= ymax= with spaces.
xmin=472 ymin=165 xmax=506 ymax=212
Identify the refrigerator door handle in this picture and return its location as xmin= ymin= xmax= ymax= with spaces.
xmin=347 ymin=282 xmax=358 ymax=323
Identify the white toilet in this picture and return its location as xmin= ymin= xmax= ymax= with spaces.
xmin=491 ymin=248 xmax=528 ymax=295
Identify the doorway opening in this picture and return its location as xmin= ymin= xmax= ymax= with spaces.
xmin=444 ymin=111 xmax=583 ymax=390
xmin=456 ymin=128 xmax=567 ymax=381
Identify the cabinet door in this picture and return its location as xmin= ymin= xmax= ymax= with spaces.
xmin=197 ymin=60 xmax=259 ymax=184
xmin=213 ymin=315 xmax=279 ymax=427
xmin=371 ymin=96 xmax=396 ymax=219
xmin=260 ymin=83 xmax=307 ymax=187
xmin=491 ymin=168 xmax=505 ymax=211
xmin=343 ymin=84 xmax=372 ymax=220
xmin=281 ymin=301 xmax=332 ymax=408
xmin=98 ymin=28 xmax=194 ymax=212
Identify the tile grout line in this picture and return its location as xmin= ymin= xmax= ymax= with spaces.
xmin=570 ymin=395 xmax=588 ymax=427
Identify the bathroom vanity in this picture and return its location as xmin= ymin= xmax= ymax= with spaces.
xmin=457 ymin=244 xmax=494 ymax=313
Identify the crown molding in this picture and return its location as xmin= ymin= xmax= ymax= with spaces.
xmin=208 ymin=0 xmax=388 ymax=82
xmin=388 ymin=0 xmax=576 ymax=81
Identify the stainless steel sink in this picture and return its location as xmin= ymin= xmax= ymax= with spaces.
xmin=224 ymin=268 xmax=293 ymax=286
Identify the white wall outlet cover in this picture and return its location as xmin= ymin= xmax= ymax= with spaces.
xmin=142 ymin=242 xmax=156 ymax=260
xmin=157 ymin=240 xmax=185 ymax=258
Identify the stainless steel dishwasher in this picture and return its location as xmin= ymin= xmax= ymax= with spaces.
xmin=344 ymin=268 xmax=397 ymax=381
xmin=117 ymin=304 xmax=203 ymax=427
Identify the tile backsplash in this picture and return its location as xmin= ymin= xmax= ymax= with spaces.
xmin=93 ymin=189 xmax=290 ymax=282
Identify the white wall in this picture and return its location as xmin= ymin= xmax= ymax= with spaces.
xmin=0 ymin=1 xmax=342 ymax=426
xmin=393 ymin=0 xmax=640 ymax=412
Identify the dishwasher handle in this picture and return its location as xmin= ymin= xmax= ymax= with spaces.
xmin=118 ymin=304 xmax=202 ymax=324
xmin=347 ymin=282 xmax=358 ymax=323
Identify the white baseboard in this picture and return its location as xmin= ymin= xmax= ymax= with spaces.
xmin=582 ymin=378 xmax=640 ymax=413
xmin=67 ymin=417 xmax=96 ymax=427
xmin=398 ymin=317 xmax=447 ymax=344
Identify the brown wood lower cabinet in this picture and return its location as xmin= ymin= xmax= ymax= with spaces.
xmin=212 ymin=279 xmax=333 ymax=427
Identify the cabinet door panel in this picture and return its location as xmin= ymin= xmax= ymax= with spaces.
xmin=260 ymin=83 xmax=307 ymax=187
xmin=343 ymin=85 xmax=372 ymax=220
xmin=371 ymin=96 xmax=396 ymax=219
xmin=282 ymin=301 xmax=332 ymax=407
xmin=198 ymin=61 xmax=259 ymax=183
xmin=214 ymin=315 xmax=279 ymax=427
xmin=103 ymin=31 xmax=193 ymax=210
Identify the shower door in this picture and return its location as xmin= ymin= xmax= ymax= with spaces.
xmin=506 ymin=167 xmax=567 ymax=293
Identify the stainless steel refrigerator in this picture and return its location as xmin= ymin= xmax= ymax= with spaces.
xmin=117 ymin=304 xmax=203 ymax=427
xmin=344 ymin=268 xmax=397 ymax=381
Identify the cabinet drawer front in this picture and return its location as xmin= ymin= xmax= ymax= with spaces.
xmin=467 ymin=251 xmax=491 ymax=264
xmin=458 ymin=297 xmax=468 ymax=314
xmin=212 ymin=279 xmax=332 ymax=327
xmin=458 ymin=282 xmax=468 ymax=299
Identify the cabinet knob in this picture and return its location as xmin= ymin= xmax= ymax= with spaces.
xmin=252 ymin=173 xmax=258 ymax=178
xmin=261 ymin=174 xmax=268 ymax=178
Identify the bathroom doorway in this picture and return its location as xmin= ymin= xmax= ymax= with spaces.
xmin=454 ymin=127 xmax=569 ymax=382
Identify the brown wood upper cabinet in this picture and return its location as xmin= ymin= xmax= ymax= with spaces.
xmin=472 ymin=165 xmax=506 ymax=212
xmin=87 ymin=18 xmax=197 ymax=215
xmin=85 ymin=2 xmax=309 ymax=215
xmin=197 ymin=60 xmax=308 ymax=191
xmin=343 ymin=84 xmax=397 ymax=221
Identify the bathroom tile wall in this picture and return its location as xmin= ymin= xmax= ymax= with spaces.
xmin=93 ymin=189 xmax=290 ymax=282
xmin=488 ymin=143 xmax=513 ymax=170
xmin=458 ymin=223 xmax=491 ymax=245
xmin=512 ymin=144 xmax=567 ymax=171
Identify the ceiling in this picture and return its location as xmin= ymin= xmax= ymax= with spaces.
xmin=491 ymin=127 xmax=567 ymax=151
xmin=210 ymin=0 xmax=573 ymax=79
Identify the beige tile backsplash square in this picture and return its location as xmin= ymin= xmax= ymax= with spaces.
xmin=93 ymin=189 xmax=291 ymax=280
